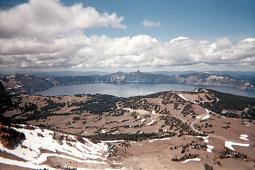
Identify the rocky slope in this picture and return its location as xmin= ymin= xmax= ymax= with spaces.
xmin=0 ymin=89 xmax=255 ymax=169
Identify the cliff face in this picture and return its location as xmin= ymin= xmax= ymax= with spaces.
xmin=1 ymin=74 xmax=55 ymax=94
xmin=1 ymin=72 xmax=254 ymax=94
xmin=109 ymin=71 xmax=176 ymax=84
xmin=176 ymin=73 xmax=254 ymax=89
xmin=99 ymin=71 xmax=254 ymax=89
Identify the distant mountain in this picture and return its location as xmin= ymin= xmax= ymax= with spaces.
xmin=0 ymin=74 xmax=55 ymax=94
xmin=208 ymin=71 xmax=255 ymax=79
xmin=1 ymin=71 xmax=254 ymax=94
xmin=105 ymin=71 xmax=254 ymax=90
xmin=175 ymin=72 xmax=254 ymax=89
xmin=108 ymin=71 xmax=176 ymax=84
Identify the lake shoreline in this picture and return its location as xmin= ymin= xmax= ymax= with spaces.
xmin=34 ymin=83 xmax=255 ymax=98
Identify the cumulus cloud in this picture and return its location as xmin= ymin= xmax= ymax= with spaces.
xmin=1 ymin=34 xmax=255 ymax=70
xmin=142 ymin=19 xmax=160 ymax=28
xmin=0 ymin=0 xmax=254 ymax=71
xmin=0 ymin=0 xmax=126 ymax=40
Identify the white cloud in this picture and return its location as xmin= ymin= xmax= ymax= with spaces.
xmin=169 ymin=36 xmax=189 ymax=43
xmin=1 ymin=35 xmax=255 ymax=70
xmin=142 ymin=19 xmax=160 ymax=28
xmin=0 ymin=0 xmax=126 ymax=40
xmin=0 ymin=0 xmax=254 ymax=71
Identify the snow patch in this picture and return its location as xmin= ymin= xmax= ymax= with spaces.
xmin=101 ymin=129 xmax=107 ymax=133
xmin=196 ymin=115 xmax=201 ymax=119
xmin=147 ymin=120 xmax=155 ymax=126
xmin=225 ymin=141 xmax=249 ymax=151
xmin=178 ymin=94 xmax=188 ymax=101
xmin=239 ymin=134 xmax=249 ymax=141
xmin=201 ymin=114 xmax=210 ymax=120
xmin=196 ymin=136 xmax=209 ymax=143
xmin=181 ymin=158 xmax=201 ymax=163
xmin=123 ymin=108 xmax=149 ymax=115
xmin=111 ymin=161 xmax=123 ymax=165
xmin=0 ymin=125 xmax=108 ymax=169
xmin=207 ymin=145 xmax=214 ymax=153
xmin=0 ymin=157 xmax=53 ymax=170
xmin=148 ymin=139 xmax=158 ymax=143
xmin=159 ymin=137 xmax=171 ymax=141
xmin=148 ymin=137 xmax=171 ymax=142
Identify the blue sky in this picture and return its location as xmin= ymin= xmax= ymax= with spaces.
xmin=83 ymin=0 xmax=255 ymax=41
xmin=1 ymin=0 xmax=255 ymax=41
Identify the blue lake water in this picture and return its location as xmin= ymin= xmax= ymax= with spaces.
xmin=34 ymin=83 xmax=255 ymax=98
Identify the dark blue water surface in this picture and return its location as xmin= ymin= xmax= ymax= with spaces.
xmin=35 ymin=83 xmax=255 ymax=98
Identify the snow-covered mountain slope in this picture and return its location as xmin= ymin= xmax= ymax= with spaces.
xmin=0 ymin=124 xmax=110 ymax=170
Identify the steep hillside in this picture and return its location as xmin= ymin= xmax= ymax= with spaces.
xmin=202 ymin=89 xmax=255 ymax=119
